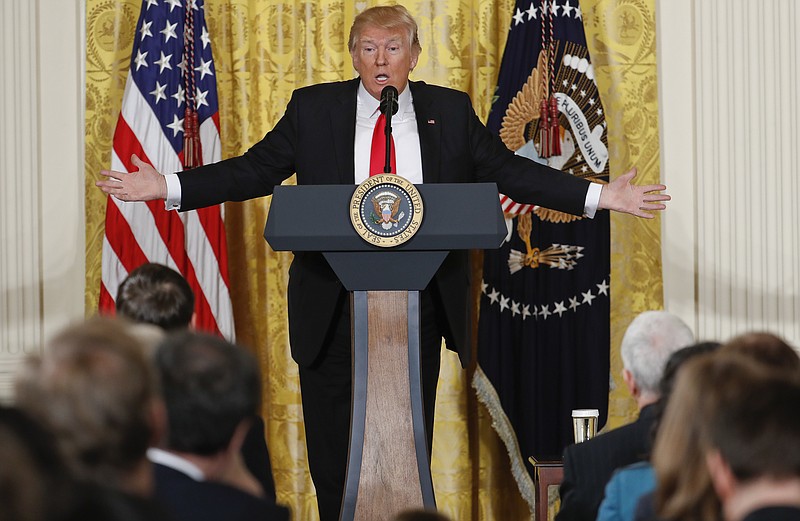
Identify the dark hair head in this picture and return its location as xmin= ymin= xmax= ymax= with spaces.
xmin=659 ymin=341 xmax=723 ymax=399
xmin=721 ymin=332 xmax=800 ymax=373
xmin=155 ymin=331 xmax=260 ymax=455
xmin=393 ymin=510 xmax=452 ymax=521
xmin=703 ymin=354 xmax=800 ymax=482
xmin=0 ymin=406 xmax=74 ymax=521
xmin=648 ymin=341 xmax=722 ymax=453
xmin=115 ymin=263 xmax=194 ymax=331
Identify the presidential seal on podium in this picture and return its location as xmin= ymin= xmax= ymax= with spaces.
xmin=350 ymin=174 xmax=424 ymax=248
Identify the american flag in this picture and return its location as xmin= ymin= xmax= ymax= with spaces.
xmin=99 ymin=0 xmax=234 ymax=339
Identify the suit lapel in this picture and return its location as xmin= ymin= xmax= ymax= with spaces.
xmin=410 ymin=81 xmax=441 ymax=183
xmin=329 ymin=79 xmax=359 ymax=184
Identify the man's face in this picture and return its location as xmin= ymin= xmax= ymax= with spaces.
xmin=350 ymin=25 xmax=419 ymax=101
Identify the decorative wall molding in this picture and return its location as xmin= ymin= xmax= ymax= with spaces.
xmin=0 ymin=0 xmax=42 ymax=402
xmin=660 ymin=0 xmax=800 ymax=347
xmin=0 ymin=0 xmax=85 ymax=402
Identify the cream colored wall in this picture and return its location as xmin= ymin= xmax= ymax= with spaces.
xmin=0 ymin=0 xmax=85 ymax=401
xmin=658 ymin=0 xmax=800 ymax=347
xmin=657 ymin=0 xmax=696 ymax=332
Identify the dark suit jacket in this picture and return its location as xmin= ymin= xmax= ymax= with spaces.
xmin=632 ymin=490 xmax=661 ymax=521
xmin=556 ymin=404 xmax=657 ymax=521
xmin=69 ymin=482 xmax=173 ymax=521
xmin=152 ymin=463 xmax=290 ymax=521
xmin=742 ymin=506 xmax=800 ymax=521
xmin=179 ymin=78 xmax=591 ymax=367
xmin=241 ymin=415 xmax=276 ymax=502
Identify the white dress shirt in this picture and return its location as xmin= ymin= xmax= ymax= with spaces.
xmin=354 ymin=82 xmax=423 ymax=184
xmin=148 ymin=447 xmax=205 ymax=481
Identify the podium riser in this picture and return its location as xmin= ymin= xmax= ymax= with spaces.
xmin=341 ymin=291 xmax=435 ymax=521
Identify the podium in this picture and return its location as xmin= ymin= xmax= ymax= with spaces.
xmin=265 ymin=182 xmax=506 ymax=520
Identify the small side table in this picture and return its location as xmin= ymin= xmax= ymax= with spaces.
xmin=529 ymin=458 xmax=564 ymax=521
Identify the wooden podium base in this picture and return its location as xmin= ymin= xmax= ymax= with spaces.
xmin=339 ymin=290 xmax=436 ymax=521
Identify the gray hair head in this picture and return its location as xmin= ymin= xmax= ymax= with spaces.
xmin=621 ymin=310 xmax=695 ymax=396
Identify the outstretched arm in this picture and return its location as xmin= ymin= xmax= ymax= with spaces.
xmin=96 ymin=154 xmax=167 ymax=202
xmin=597 ymin=167 xmax=670 ymax=219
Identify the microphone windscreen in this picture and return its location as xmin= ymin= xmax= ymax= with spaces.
xmin=380 ymin=85 xmax=399 ymax=116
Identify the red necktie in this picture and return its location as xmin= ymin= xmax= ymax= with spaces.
xmin=369 ymin=113 xmax=396 ymax=176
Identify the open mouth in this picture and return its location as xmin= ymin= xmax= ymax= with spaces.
xmin=375 ymin=74 xmax=389 ymax=83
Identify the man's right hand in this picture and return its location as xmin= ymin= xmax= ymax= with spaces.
xmin=96 ymin=154 xmax=167 ymax=201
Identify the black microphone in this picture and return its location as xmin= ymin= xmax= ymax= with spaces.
xmin=379 ymin=85 xmax=399 ymax=117
xmin=379 ymin=86 xmax=398 ymax=173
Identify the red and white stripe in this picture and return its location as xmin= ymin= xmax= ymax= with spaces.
xmin=499 ymin=193 xmax=536 ymax=216
xmin=99 ymin=75 xmax=234 ymax=339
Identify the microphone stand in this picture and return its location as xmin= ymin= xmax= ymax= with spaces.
xmin=384 ymin=104 xmax=393 ymax=174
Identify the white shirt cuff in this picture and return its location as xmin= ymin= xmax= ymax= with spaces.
xmin=164 ymin=173 xmax=182 ymax=211
xmin=583 ymin=182 xmax=602 ymax=219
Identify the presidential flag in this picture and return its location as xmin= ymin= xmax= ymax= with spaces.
xmin=99 ymin=0 xmax=234 ymax=339
xmin=474 ymin=0 xmax=610 ymax=508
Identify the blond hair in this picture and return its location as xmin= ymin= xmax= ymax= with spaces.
xmin=348 ymin=5 xmax=421 ymax=55
xmin=652 ymin=353 xmax=723 ymax=521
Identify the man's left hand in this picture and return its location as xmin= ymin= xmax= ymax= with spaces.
xmin=598 ymin=167 xmax=670 ymax=218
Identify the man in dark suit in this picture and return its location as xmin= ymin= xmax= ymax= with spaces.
xmin=556 ymin=311 xmax=694 ymax=521
xmin=150 ymin=331 xmax=289 ymax=521
xmin=98 ymin=5 xmax=670 ymax=519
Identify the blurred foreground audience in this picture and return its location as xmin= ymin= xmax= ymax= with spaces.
xmin=393 ymin=509 xmax=452 ymax=521
xmin=720 ymin=332 xmax=800 ymax=372
xmin=596 ymin=341 xmax=721 ymax=521
xmin=14 ymin=317 xmax=170 ymax=520
xmin=650 ymin=334 xmax=800 ymax=521
xmin=0 ymin=405 xmax=80 ymax=521
xmin=7 ymin=300 xmax=797 ymax=521
xmin=702 ymin=356 xmax=800 ymax=521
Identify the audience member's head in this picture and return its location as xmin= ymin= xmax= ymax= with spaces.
xmin=0 ymin=406 xmax=76 ymax=521
xmin=620 ymin=311 xmax=694 ymax=407
xmin=653 ymin=342 xmax=800 ymax=521
xmin=649 ymin=340 xmax=722 ymax=437
xmin=155 ymin=331 xmax=260 ymax=458
xmin=658 ymin=341 xmax=722 ymax=397
xmin=721 ymin=331 xmax=800 ymax=373
xmin=116 ymin=263 xmax=194 ymax=331
xmin=701 ymin=356 xmax=800 ymax=521
xmin=652 ymin=352 xmax=724 ymax=521
xmin=392 ymin=509 xmax=452 ymax=521
xmin=14 ymin=317 xmax=163 ymax=496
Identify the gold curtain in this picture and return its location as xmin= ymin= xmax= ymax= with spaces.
xmin=581 ymin=0 xmax=665 ymax=430
xmin=85 ymin=0 xmax=661 ymax=518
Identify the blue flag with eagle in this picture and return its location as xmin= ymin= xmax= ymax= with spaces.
xmin=474 ymin=0 xmax=610 ymax=510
